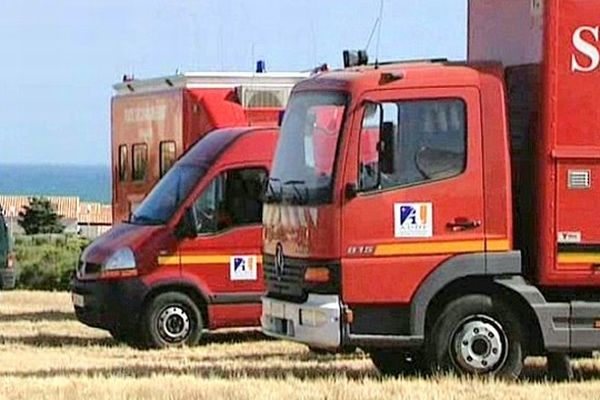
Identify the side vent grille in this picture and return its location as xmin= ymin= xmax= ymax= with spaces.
xmin=568 ymin=170 xmax=591 ymax=189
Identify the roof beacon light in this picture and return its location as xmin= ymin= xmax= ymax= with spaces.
xmin=343 ymin=50 xmax=369 ymax=68
xmin=256 ymin=60 xmax=266 ymax=73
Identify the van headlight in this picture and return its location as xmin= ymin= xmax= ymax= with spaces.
xmin=103 ymin=247 xmax=136 ymax=271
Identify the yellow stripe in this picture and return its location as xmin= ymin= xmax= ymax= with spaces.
xmin=487 ymin=239 xmax=511 ymax=252
xmin=557 ymin=253 xmax=600 ymax=264
xmin=181 ymin=255 xmax=231 ymax=265
xmin=158 ymin=255 xmax=263 ymax=266
xmin=374 ymin=239 xmax=510 ymax=257
xmin=158 ymin=256 xmax=180 ymax=265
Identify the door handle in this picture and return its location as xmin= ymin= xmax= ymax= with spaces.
xmin=447 ymin=218 xmax=481 ymax=232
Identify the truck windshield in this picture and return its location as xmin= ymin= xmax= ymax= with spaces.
xmin=131 ymin=164 xmax=206 ymax=225
xmin=268 ymin=91 xmax=347 ymax=205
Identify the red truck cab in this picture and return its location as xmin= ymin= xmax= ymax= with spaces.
xmin=262 ymin=0 xmax=600 ymax=379
xmin=72 ymin=127 xmax=277 ymax=348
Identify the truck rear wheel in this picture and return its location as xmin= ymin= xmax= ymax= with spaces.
xmin=142 ymin=292 xmax=203 ymax=349
xmin=427 ymin=294 xmax=523 ymax=380
xmin=371 ymin=349 xmax=425 ymax=376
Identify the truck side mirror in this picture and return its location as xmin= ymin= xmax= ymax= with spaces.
xmin=379 ymin=121 xmax=395 ymax=175
xmin=344 ymin=182 xmax=358 ymax=200
xmin=176 ymin=207 xmax=198 ymax=239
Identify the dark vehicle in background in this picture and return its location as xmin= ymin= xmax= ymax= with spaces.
xmin=0 ymin=210 xmax=16 ymax=289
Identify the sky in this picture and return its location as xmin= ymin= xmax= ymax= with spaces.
xmin=0 ymin=0 xmax=467 ymax=166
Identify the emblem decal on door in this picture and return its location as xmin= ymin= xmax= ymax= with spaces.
xmin=230 ymin=255 xmax=258 ymax=281
xmin=394 ymin=203 xmax=433 ymax=238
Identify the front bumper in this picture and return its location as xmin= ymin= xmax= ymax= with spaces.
xmin=0 ymin=268 xmax=16 ymax=289
xmin=261 ymin=294 xmax=342 ymax=349
xmin=70 ymin=276 xmax=148 ymax=333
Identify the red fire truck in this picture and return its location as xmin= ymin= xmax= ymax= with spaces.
xmin=261 ymin=0 xmax=600 ymax=379
xmin=111 ymin=71 xmax=306 ymax=223
xmin=72 ymin=126 xmax=278 ymax=348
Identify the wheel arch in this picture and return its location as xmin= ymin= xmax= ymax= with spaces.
xmin=142 ymin=281 xmax=210 ymax=328
xmin=410 ymin=251 xmax=522 ymax=338
xmin=422 ymin=276 xmax=545 ymax=355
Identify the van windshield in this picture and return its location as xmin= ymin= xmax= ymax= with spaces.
xmin=131 ymin=164 xmax=206 ymax=225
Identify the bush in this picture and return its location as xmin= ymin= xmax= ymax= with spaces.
xmin=14 ymin=234 xmax=90 ymax=291
xmin=18 ymin=197 xmax=65 ymax=235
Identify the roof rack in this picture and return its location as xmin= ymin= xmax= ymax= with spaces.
xmin=370 ymin=58 xmax=448 ymax=67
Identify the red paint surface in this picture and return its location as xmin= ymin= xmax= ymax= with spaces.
xmin=112 ymin=87 xmax=283 ymax=224
xmin=268 ymin=0 xmax=600 ymax=314
xmin=104 ymin=128 xmax=277 ymax=330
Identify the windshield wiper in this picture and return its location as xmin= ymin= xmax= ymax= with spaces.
xmin=283 ymin=179 xmax=309 ymax=205
xmin=130 ymin=215 xmax=164 ymax=226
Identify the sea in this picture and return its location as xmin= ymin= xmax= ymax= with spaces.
xmin=0 ymin=164 xmax=111 ymax=204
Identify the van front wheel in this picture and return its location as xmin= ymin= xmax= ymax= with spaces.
xmin=142 ymin=292 xmax=203 ymax=349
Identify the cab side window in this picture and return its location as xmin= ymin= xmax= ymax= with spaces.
xmin=358 ymin=99 xmax=466 ymax=191
xmin=192 ymin=167 xmax=267 ymax=234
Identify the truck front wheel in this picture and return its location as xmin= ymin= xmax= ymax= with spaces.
xmin=142 ymin=292 xmax=203 ymax=349
xmin=427 ymin=294 xmax=524 ymax=380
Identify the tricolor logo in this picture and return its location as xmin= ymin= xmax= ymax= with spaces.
xmin=230 ymin=255 xmax=258 ymax=281
xmin=394 ymin=203 xmax=433 ymax=238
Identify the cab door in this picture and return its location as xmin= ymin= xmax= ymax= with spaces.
xmin=177 ymin=163 xmax=268 ymax=327
xmin=341 ymin=87 xmax=487 ymax=307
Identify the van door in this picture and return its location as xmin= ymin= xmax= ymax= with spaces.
xmin=177 ymin=165 xmax=268 ymax=328
xmin=341 ymin=88 xmax=488 ymax=318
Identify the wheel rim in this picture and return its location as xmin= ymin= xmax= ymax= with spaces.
xmin=449 ymin=314 xmax=508 ymax=374
xmin=157 ymin=305 xmax=191 ymax=343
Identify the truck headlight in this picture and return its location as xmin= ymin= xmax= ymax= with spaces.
xmin=103 ymin=247 xmax=136 ymax=271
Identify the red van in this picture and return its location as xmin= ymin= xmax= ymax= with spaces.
xmin=71 ymin=126 xmax=276 ymax=348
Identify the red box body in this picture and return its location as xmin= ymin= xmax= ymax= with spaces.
xmin=470 ymin=0 xmax=600 ymax=287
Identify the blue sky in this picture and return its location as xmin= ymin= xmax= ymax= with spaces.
xmin=0 ymin=0 xmax=467 ymax=166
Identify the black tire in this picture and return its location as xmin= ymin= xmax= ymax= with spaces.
xmin=109 ymin=328 xmax=127 ymax=342
xmin=109 ymin=328 xmax=142 ymax=347
xmin=371 ymin=349 xmax=425 ymax=376
xmin=426 ymin=294 xmax=524 ymax=380
xmin=141 ymin=292 xmax=203 ymax=349
xmin=308 ymin=346 xmax=334 ymax=355
xmin=547 ymin=353 xmax=574 ymax=382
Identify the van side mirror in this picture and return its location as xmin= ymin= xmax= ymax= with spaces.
xmin=379 ymin=121 xmax=395 ymax=174
xmin=176 ymin=208 xmax=198 ymax=239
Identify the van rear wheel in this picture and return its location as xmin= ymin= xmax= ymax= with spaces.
xmin=142 ymin=292 xmax=203 ymax=349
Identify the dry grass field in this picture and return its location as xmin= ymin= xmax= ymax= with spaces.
xmin=1 ymin=292 xmax=600 ymax=400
